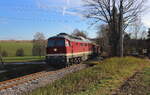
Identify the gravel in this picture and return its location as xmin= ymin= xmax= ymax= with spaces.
xmin=0 ymin=64 xmax=88 ymax=95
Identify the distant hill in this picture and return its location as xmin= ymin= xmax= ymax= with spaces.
xmin=0 ymin=40 xmax=32 ymax=43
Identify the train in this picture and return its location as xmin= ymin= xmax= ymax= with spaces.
xmin=46 ymin=33 xmax=100 ymax=67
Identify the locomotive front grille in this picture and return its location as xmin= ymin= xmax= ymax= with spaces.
xmin=46 ymin=55 xmax=67 ymax=64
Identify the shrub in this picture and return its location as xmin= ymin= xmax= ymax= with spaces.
xmin=2 ymin=50 xmax=8 ymax=57
xmin=16 ymin=48 xmax=24 ymax=56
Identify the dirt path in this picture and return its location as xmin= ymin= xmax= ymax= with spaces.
xmin=114 ymin=67 xmax=150 ymax=95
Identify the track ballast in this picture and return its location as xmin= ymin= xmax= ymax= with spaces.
xmin=0 ymin=64 xmax=88 ymax=95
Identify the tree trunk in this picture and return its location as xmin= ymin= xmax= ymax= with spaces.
xmin=109 ymin=25 xmax=119 ymax=57
xmin=0 ymin=55 xmax=4 ymax=66
xmin=119 ymin=2 xmax=124 ymax=57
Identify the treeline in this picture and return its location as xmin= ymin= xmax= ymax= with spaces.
xmin=95 ymin=26 xmax=150 ymax=57
xmin=71 ymin=26 xmax=150 ymax=57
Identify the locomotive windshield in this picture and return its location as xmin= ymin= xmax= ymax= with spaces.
xmin=48 ymin=39 xmax=65 ymax=47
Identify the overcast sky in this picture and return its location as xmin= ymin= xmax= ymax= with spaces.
xmin=0 ymin=0 xmax=149 ymax=40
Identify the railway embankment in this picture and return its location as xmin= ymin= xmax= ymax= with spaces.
xmin=28 ymin=57 xmax=150 ymax=95
xmin=0 ymin=64 xmax=50 ymax=82
xmin=0 ymin=64 xmax=89 ymax=95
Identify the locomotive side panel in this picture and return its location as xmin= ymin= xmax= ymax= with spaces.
xmin=65 ymin=40 xmax=93 ymax=64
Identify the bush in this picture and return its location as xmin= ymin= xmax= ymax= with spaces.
xmin=16 ymin=48 xmax=24 ymax=56
xmin=2 ymin=50 xmax=8 ymax=57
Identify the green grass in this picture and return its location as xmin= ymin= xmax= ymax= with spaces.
xmin=28 ymin=57 xmax=150 ymax=95
xmin=0 ymin=41 xmax=33 ymax=56
xmin=2 ymin=56 xmax=45 ymax=63
xmin=0 ymin=41 xmax=45 ymax=62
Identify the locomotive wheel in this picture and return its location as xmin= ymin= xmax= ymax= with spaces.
xmin=75 ymin=58 xmax=78 ymax=64
xmin=77 ymin=58 xmax=80 ymax=64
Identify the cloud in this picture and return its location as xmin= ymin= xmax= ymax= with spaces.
xmin=35 ymin=0 xmax=150 ymax=26
xmin=142 ymin=13 xmax=150 ymax=28
xmin=142 ymin=1 xmax=150 ymax=28
xmin=66 ymin=0 xmax=70 ymax=5
xmin=142 ymin=17 xmax=150 ymax=28
xmin=63 ymin=10 xmax=84 ymax=17
xmin=35 ymin=0 xmax=84 ymax=18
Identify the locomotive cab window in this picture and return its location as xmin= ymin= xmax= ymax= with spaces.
xmin=48 ymin=39 xmax=65 ymax=47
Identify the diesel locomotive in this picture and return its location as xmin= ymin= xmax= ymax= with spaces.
xmin=46 ymin=33 xmax=100 ymax=67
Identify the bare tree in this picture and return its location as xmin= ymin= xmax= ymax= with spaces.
xmin=32 ymin=32 xmax=46 ymax=57
xmin=140 ymin=31 xmax=147 ymax=40
xmin=0 ymin=46 xmax=4 ymax=66
xmin=72 ymin=29 xmax=88 ymax=38
xmin=130 ymin=17 xmax=142 ymax=51
xmin=96 ymin=24 xmax=111 ymax=55
xmin=147 ymin=28 xmax=150 ymax=40
xmin=83 ymin=0 xmax=146 ymax=57
xmin=147 ymin=28 xmax=150 ymax=57
xmin=131 ymin=16 xmax=144 ymax=39
xmin=123 ymin=33 xmax=131 ymax=56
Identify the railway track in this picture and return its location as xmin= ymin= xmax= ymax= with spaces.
xmin=0 ymin=70 xmax=49 ymax=90
xmin=0 ymin=64 xmax=88 ymax=95
xmin=0 ymin=71 xmax=47 ymax=90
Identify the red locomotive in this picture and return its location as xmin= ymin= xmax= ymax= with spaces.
xmin=46 ymin=33 xmax=100 ymax=67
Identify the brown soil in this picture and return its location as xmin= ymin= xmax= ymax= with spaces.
xmin=113 ymin=68 xmax=150 ymax=95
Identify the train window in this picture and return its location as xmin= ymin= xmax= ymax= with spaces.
xmin=47 ymin=40 xmax=55 ymax=47
xmin=48 ymin=39 xmax=65 ymax=47
xmin=55 ymin=40 xmax=65 ymax=46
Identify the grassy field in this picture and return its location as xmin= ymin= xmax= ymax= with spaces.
xmin=2 ymin=56 xmax=45 ymax=63
xmin=29 ymin=57 xmax=150 ymax=95
xmin=0 ymin=41 xmax=33 ymax=56
xmin=0 ymin=41 xmax=46 ymax=62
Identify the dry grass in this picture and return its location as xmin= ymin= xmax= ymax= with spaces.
xmin=28 ymin=57 xmax=150 ymax=95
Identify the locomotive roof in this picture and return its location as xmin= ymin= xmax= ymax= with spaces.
xmin=49 ymin=33 xmax=92 ymax=43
